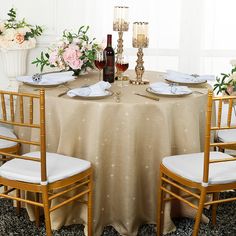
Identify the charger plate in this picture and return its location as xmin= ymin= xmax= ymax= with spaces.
xmin=146 ymin=87 xmax=192 ymax=97
xmin=165 ymin=78 xmax=207 ymax=86
xmin=70 ymin=90 xmax=113 ymax=100
xmin=23 ymin=81 xmax=68 ymax=88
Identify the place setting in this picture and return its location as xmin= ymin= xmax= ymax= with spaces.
xmin=16 ymin=71 xmax=76 ymax=88
xmin=164 ymin=70 xmax=215 ymax=86
xmin=63 ymin=81 xmax=113 ymax=100
xmin=146 ymin=82 xmax=193 ymax=97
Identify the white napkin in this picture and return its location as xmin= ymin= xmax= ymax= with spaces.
xmin=166 ymin=70 xmax=215 ymax=83
xmin=17 ymin=71 xmax=75 ymax=85
xmin=150 ymin=82 xmax=192 ymax=95
xmin=67 ymin=81 xmax=111 ymax=97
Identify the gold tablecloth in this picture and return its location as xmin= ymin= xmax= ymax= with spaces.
xmin=17 ymin=70 xmax=208 ymax=236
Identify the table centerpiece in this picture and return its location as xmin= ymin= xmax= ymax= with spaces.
xmin=32 ymin=26 xmax=103 ymax=76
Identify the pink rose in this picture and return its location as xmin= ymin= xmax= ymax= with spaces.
xmin=15 ymin=33 xmax=24 ymax=44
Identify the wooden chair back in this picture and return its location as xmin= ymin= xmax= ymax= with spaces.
xmin=203 ymin=91 xmax=236 ymax=183
xmin=0 ymin=89 xmax=47 ymax=182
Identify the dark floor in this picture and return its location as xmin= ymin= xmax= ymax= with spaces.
xmin=1 ymin=191 xmax=236 ymax=235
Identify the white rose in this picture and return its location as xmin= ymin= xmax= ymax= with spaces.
xmin=231 ymin=72 xmax=236 ymax=82
xmin=4 ymin=28 xmax=16 ymax=41
xmin=0 ymin=22 xmax=5 ymax=33
xmin=17 ymin=27 xmax=31 ymax=35
xmin=230 ymin=59 xmax=236 ymax=67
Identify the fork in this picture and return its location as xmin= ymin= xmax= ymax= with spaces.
xmin=57 ymin=84 xmax=89 ymax=97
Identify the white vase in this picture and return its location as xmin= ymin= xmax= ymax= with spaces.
xmin=0 ymin=48 xmax=29 ymax=91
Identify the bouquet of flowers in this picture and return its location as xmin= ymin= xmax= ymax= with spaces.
xmin=0 ymin=8 xmax=43 ymax=50
xmin=214 ymin=60 xmax=236 ymax=95
xmin=32 ymin=26 xmax=102 ymax=76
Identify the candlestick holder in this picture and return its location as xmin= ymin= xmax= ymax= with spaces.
xmin=130 ymin=22 xmax=149 ymax=85
xmin=113 ymin=6 xmax=129 ymax=55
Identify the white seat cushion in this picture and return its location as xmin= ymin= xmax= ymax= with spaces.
xmin=162 ymin=151 xmax=236 ymax=185
xmin=218 ymin=129 xmax=236 ymax=143
xmin=0 ymin=126 xmax=17 ymax=149
xmin=0 ymin=151 xmax=91 ymax=184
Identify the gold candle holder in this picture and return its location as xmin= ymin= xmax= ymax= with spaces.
xmin=130 ymin=22 xmax=149 ymax=85
xmin=113 ymin=6 xmax=129 ymax=56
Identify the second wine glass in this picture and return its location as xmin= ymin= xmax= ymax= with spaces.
xmin=94 ymin=50 xmax=106 ymax=81
xmin=116 ymin=54 xmax=129 ymax=87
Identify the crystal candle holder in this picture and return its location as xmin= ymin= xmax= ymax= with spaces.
xmin=113 ymin=6 xmax=129 ymax=55
xmin=130 ymin=22 xmax=149 ymax=85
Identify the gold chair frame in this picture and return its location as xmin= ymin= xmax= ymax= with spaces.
xmin=157 ymin=91 xmax=236 ymax=236
xmin=0 ymin=89 xmax=93 ymax=236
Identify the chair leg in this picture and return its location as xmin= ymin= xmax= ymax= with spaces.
xmin=35 ymin=192 xmax=40 ymax=227
xmin=157 ymin=172 xmax=165 ymax=236
xmin=16 ymin=189 xmax=21 ymax=215
xmin=193 ymin=187 xmax=207 ymax=236
xmin=87 ymin=174 xmax=93 ymax=236
xmin=42 ymin=186 xmax=52 ymax=236
xmin=211 ymin=192 xmax=219 ymax=225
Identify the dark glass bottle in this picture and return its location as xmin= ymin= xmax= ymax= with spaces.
xmin=103 ymin=34 xmax=115 ymax=83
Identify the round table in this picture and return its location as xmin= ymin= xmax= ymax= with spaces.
xmin=17 ymin=70 xmax=209 ymax=236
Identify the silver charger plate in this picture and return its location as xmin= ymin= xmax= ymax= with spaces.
xmin=146 ymin=87 xmax=192 ymax=97
xmin=165 ymin=78 xmax=207 ymax=86
xmin=71 ymin=90 xmax=113 ymax=100
xmin=23 ymin=81 xmax=68 ymax=88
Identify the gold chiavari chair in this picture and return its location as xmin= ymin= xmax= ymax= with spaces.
xmin=157 ymin=91 xmax=236 ymax=236
xmin=214 ymin=102 xmax=236 ymax=152
xmin=0 ymin=89 xmax=93 ymax=236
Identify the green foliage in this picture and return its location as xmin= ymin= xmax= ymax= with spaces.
xmin=32 ymin=52 xmax=50 ymax=72
xmin=7 ymin=8 xmax=16 ymax=22
xmin=3 ymin=8 xmax=43 ymax=39
xmin=213 ymin=70 xmax=236 ymax=95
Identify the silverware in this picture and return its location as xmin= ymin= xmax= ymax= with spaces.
xmin=135 ymin=93 xmax=159 ymax=101
xmin=114 ymin=91 xmax=121 ymax=103
xmin=58 ymin=91 xmax=69 ymax=97
xmin=57 ymin=84 xmax=89 ymax=97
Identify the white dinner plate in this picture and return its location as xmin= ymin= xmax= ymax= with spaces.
xmin=146 ymin=87 xmax=192 ymax=97
xmin=69 ymin=90 xmax=113 ymax=100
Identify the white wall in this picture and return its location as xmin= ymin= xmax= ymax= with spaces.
xmin=1 ymin=0 xmax=236 ymax=88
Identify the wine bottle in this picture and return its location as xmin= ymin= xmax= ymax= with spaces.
xmin=103 ymin=34 xmax=115 ymax=83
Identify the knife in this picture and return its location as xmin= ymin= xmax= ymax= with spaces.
xmin=134 ymin=93 xmax=159 ymax=101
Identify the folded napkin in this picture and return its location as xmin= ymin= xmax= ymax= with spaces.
xmin=67 ymin=81 xmax=111 ymax=97
xmin=17 ymin=71 xmax=75 ymax=85
xmin=166 ymin=70 xmax=215 ymax=83
xmin=150 ymin=82 xmax=192 ymax=95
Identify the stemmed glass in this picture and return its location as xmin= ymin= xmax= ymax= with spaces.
xmin=115 ymin=54 xmax=129 ymax=87
xmin=94 ymin=50 xmax=106 ymax=81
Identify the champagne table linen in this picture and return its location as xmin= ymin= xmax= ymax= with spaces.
xmin=16 ymin=70 xmax=209 ymax=236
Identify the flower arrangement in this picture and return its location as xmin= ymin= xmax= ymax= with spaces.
xmin=32 ymin=26 xmax=102 ymax=76
xmin=0 ymin=8 xmax=43 ymax=50
xmin=214 ymin=60 xmax=236 ymax=95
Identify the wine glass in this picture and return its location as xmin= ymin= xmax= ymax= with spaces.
xmin=94 ymin=50 xmax=106 ymax=81
xmin=116 ymin=54 xmax=129 ymax=87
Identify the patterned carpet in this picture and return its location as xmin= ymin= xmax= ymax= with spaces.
xmin=0 ymin=191 xmax=236 ymax=235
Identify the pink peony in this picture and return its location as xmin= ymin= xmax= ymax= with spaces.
xmin=68 ymin=59 xmax=83 ymax=70
xmin=63 ymin=45 xmax=83 ymax=70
